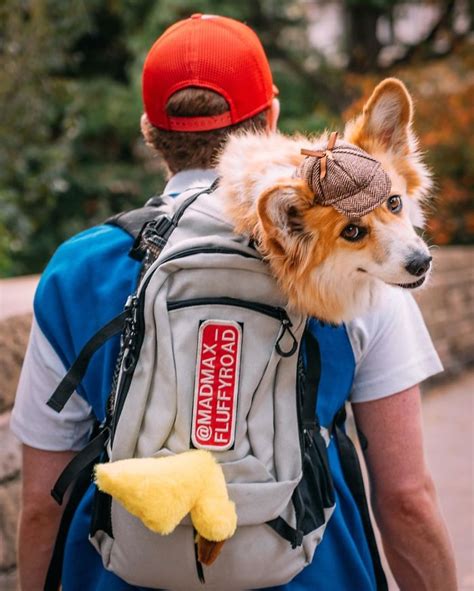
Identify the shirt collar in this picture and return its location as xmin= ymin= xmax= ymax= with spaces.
xmin=163 ymin=168 xmax=218 ymax=197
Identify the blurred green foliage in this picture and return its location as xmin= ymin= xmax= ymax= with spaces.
xmin=0 ymin=0 xmax=472 ymax=276
xmin=0 ymin=0 xmax=340 ymax=276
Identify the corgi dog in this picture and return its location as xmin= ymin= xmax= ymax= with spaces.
xmin=217 ymin=78 xmax=433 ymax=324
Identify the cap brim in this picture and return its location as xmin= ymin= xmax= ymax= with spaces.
xmin=330 ymin=174 xmax=391 ymax=218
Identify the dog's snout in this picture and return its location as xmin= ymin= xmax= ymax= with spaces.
xmin=405 ymin=253 xmax=432 ymax=277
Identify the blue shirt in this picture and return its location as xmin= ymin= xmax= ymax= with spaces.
xmin=34 ymin=216 xmax=377 ymax=590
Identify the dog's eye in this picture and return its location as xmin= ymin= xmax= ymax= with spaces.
xmin=341 ymin=224 xmax=366 ymax=242
xmin=387 ymin=195 xmax=403 ymax=213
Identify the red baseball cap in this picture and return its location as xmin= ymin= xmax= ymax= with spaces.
xmin=142 ymin=14 xmax=277 ymax=132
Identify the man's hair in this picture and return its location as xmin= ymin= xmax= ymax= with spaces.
xmin=141 ymin=87 xmax=269 ymax=174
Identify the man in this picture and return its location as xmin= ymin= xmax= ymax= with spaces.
xmin=11 ymin=14 xmax=456 ymax=591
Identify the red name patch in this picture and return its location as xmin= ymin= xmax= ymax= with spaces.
xmin=191 ymin=320 xmax=242 ymax=451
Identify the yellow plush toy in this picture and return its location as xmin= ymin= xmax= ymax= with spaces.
xmin=95 ymin=450 xmax=237 ymax=565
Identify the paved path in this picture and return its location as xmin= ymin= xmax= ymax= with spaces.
xmin=381 ymin=371 xmax=474 ymax=590
xmin=422 ymin=371 xmax=474 ymax=591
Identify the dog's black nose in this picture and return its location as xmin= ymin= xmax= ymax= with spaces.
xmin=405 ymin=253 xmax=432 ymax=277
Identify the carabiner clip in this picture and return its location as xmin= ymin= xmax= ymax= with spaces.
xmin=275 ymin=318 xmax=298 ymax=357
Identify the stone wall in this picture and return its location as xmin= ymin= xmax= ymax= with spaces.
xmin=0 ymin=314 xmax=31 ymax=590
xmin=0 ymin=246 xmax=472 ymax=588
xmin=415 ymin=246 xmax=474 ymax=379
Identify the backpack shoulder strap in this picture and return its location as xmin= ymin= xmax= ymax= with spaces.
xmin=106 ymin=194 xmax=173 ymax=239
xmin=334 ymin=407 xmax=388 ymax=591
xmin=106 ymin=179 xmax=219 ymax=246
xmin=44 ymin=422 xmax=108 ymax=591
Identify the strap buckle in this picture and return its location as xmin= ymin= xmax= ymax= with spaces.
xmin=130 ymin=216 xmax=175 ymax=261
xmin=292 ymin=530 xmax=304 ymax=549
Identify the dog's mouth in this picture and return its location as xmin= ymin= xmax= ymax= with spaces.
xmin=357 ymin=269 xmax=428 ymax=289
xmin=390 ymin=275 xmax=427 ymax=289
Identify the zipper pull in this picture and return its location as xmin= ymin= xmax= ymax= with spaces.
xmin=275 ymin=314 xmax=298 ymax=357
xmin=124 ymin=296 xmax=139 ymax=333
xmin=124 ymin=294 xmax=134 ymax=309
xmin=122 ymin=295 xmax=139 ymax=371
xmin=125 ymin=294 xmax=138 ymax=312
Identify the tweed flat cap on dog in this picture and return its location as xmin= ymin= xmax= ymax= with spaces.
xmin=298 ymin=132 xmax=391 ymax=217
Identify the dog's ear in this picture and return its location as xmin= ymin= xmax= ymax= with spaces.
xmin=346 ymin=78 xmax=413 ymax=154
xmin=345 ymin=78 xmax=431 ymax=221
xmin=256 ymin=180 xmax=313 ymax=257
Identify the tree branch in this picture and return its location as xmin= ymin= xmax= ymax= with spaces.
xmin=251 ymin=0 xmax=350 ymax=112
xmin=381 ymin=0 xmax=456 ymax=70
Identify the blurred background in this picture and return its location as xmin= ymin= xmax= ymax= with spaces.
xmin=0 ymin=1 xmax=472 ymax=590
xmin=0 ymin=0 xmax=472 ymax=276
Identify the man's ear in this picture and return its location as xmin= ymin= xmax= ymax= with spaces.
xmin=267 ymin=98 xmax=280 ymax=133
xmin=345 ymin=78 xmax=413 ymax=154
xmin=256 ymin=180 xmax=313 ymax=257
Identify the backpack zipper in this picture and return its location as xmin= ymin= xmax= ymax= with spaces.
xmin=167 ymin=296 xmax=287 ymax=320
xmin=167 ymin=297 xmax=298 ymax=357
xmin=296 ymin=336 xmax=306 ymax=457
xmin=159 ymin=244 xmax=259 ymax=265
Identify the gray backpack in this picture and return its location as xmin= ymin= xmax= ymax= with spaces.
xmin=47 ymin=183 xmax=336 ymax=590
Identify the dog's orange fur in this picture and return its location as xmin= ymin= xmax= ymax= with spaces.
xmin=218 ymin=78 xmax=432 ymax=323
xmin=344 ymin=78 xmax=432 ymax=203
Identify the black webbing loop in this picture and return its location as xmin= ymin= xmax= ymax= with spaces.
xmin=275 ymin=319 xmax=298 ymax=357
xmin=302 ymin=330 xmax=322 ymax=432
xmin=193 ymin=528 xmax=206 ymax=584
xmin=44 ymin=458 xmax=96 ymax=591
xmin=51 ymin=426 xmax=110 ymax=505
xmin=44 ymin=422 xmax=106 ymax=591
xmin=291 ymin=485 xmax=306 ymax=545
xmin=46 ymin=312 xmax=128 ymax=413
xmin=334 ymin=408 xmax=388 ymax=591
xmin=266 ymin=516 xmax=303 ymax=549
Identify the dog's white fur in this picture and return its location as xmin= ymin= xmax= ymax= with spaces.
xmin=217 ymin=78 xmax=433 ymax=323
